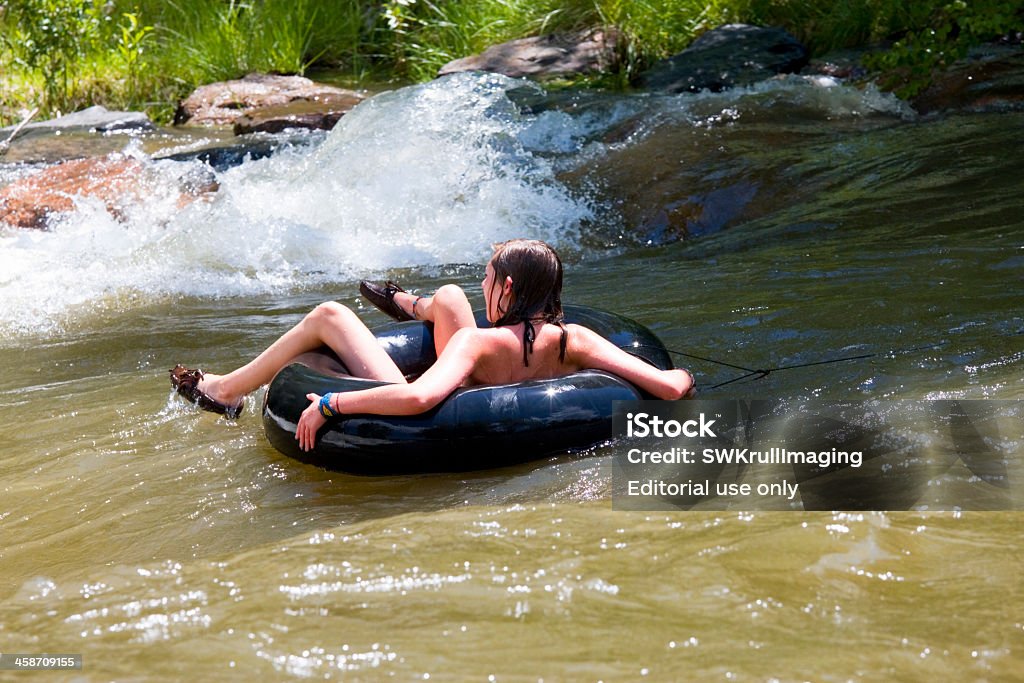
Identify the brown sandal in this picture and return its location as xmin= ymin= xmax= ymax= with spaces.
xmin=169 ymin=365 xmax=243 ymax=418
xmin=359 ymin=280 xmax=416 ymax=322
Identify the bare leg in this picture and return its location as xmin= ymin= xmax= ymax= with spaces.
xmin=199 ymin=302 xmax=406 ymax=406
xmin=393 ymin=284 xmax=476 ymax=356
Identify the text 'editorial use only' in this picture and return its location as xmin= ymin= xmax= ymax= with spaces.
xmin=611 ymin=400 xmax=1024 ymax=511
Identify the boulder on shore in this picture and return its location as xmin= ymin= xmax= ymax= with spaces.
xmin=174 ymin=73 xmax=364 ymax=131
xmin=637 ymin=24 xmax=809 ymax=93
xmin=438 ymin=28 xmax=621 ymax=80
xmin=0 ymin=154 xmax=217 ymax=230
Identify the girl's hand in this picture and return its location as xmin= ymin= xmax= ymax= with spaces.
xmin=297 ymin=392 xmax=328 ymax=451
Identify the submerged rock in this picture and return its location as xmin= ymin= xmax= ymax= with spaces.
xmin=156 ymin=139 xmax=280 ymax=172
xmin=637 ymin=24 xmax=809 ymax=93
xmin=438 ymin=28 xmax=621 ymax=80
xmin=174 ymin=73 xmax=364 ymax=131
xmin=0 ymin=154 xmax=217 ymax=230
xmin=910 ymin=46 xmax=1024 ymax=115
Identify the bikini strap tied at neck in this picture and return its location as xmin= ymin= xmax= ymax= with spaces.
xmin=518 ymin=313 xmax=567 ymax=367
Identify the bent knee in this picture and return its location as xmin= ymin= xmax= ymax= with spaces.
xmin=432 ymin=283 xmax=468 ymax=306
xmin=309 ymin=301 xmax=356 ymax=324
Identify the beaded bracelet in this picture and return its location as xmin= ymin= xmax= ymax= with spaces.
xmin=318 ymin=392 xmax=337 ymax=418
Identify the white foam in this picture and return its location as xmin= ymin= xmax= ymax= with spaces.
xmin=0 ymin=73 xmax=591 ymax=338
xmin=660 ymin=74 xmax=918 ymax=126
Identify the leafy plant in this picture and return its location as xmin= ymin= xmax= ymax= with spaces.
xmin=864 ymin=0 xmax=1024 ymax=98
xmin=1 ymin=0 xmax=1021 ymax=124
xmin=7 ymin=0 xmax=101 ymax=113
xmin=116 ymin=12 xmax=154 ymax=106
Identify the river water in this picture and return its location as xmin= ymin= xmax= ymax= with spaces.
xmin=1 ymin=72 xmax=1021 ymax=680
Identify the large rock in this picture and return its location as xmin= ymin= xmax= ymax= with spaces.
xmin=174 ymin=73 xmax=364 ymax=130
xmin=438 ymin=28 xmax=621 ymax=80
xmin=0 ymin=154 xmax=217 ymax=230
xmin=0 ymin=105 xmax=154 ymax=135
xmin=638 ymin=24 xmax=809 ymax=93
xmin=231 ymin=99 xmax=355 ymax=135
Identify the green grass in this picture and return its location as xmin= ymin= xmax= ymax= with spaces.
xmin=153 ymin=0 xmax=367 ymax=81
xmin=1 ymin=0 xmax=1020 ymax=126
xmin=1 ymin=0 xmax=375 ymax=124
xmin=379 ymin=0 xmax=738 ymax=83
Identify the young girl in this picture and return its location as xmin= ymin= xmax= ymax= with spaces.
xmin=171 ymin=239 xmax=694 ymax=451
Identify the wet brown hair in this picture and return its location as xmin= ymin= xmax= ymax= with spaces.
xmin=488 ymin=238 xmax=567 ymax=366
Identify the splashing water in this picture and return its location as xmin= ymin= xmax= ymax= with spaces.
xmin=0 ymin=72 xmax=928 ymax=339
xmin=0 ymin=73 xmax=592 ymax=338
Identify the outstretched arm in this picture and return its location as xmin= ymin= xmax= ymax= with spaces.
xmin=567 ymin=324 xmax=694 ymax=400
xmin=295 ymin=328 xmax=482 ymax=451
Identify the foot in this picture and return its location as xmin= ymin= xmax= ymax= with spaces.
xmin=194 ymin=372 xmax=244 ymax=410
xmin=359 ymin=280 xmax=421 ymax=322
xmin=169 ymin=365 xmax=244 ymax=418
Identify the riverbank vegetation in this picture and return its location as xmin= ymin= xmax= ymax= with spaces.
xmin=1 ymin=0 xmax=1021 ymax=125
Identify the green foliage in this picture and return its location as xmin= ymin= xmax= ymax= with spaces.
xmin=735 ymin=0 xmax=932 ymax=55
xmin=379 ymin=0 xmax=569 ymax=81
xmin=5 ymin=0 xmax=101 ymax=112
xmin=592 ymin=0 xmax=737 ymax=83
xmin=0 ymin=0 xmax=1021 ymax=125
xmin=160 ymin=0 xmax=328 ymax=81
xmin=115 ymin=12 xmax=154 ymax=105
xmin=0 ymin=0 xmax=160 ymax=118
xmin=154 ymin=0 xmax=370 ymax=83
xmin=377 ymin=0 xmax=737 ymax=83
xmin=863 ymin=0 xmax=1023 ymax=98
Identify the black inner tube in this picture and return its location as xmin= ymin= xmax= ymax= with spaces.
xmin=262 ymin=304 xmax=674 ymax=474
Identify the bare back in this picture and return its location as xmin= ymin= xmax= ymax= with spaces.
xmin=451 ymin=319 xmax=688 ymax=402
xmin=466 ymin=322 xmax=579 ymax=386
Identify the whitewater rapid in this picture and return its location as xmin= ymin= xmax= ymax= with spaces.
xmin=0 ymin=72 xmax=912 ymax=338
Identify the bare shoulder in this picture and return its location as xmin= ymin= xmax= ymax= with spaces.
xmin=564 ymin=322 xmax=637 ymax=368
xmin=449 ymin=325 xmax=514 ymax=353
xmin=564 ymin=323 xmax=604 ymax=354
xmin=565 ymin=323 xmax=598 ymax=337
